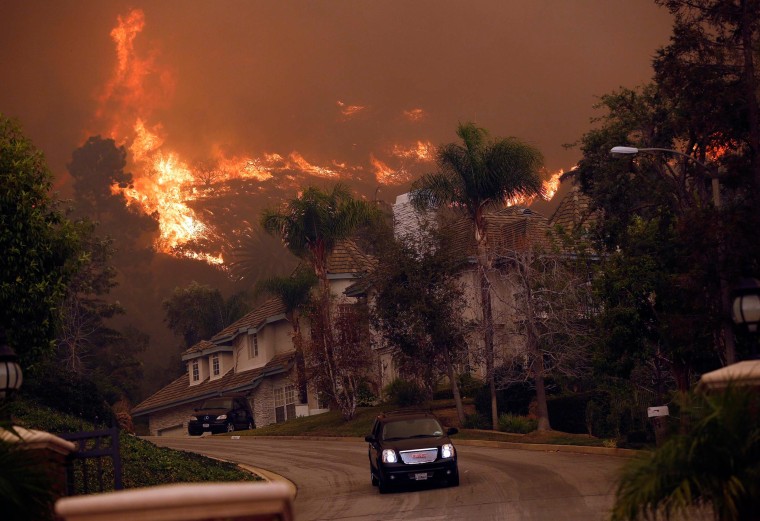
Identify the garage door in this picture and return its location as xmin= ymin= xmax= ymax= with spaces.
xmin=157 ymin=424 xmax=186 ymax=437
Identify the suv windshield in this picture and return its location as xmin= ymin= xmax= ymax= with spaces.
xmin=382 ymin=418 xmax=444 ymax=440
xmin=201 ymin=398 xmax=234 ymax=409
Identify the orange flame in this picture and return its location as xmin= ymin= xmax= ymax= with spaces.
xmin=504 ymin=169 xmax=564 ymax=207
xmin=403 ymin=108 xmax=425 ymax=122
xmin=371 ymin=155 xmax=405 ymax=184
xmin=541 ymin=169 xmax=563 ymax=200
xmin=95 ymin=9 xmax=220 ymax=264
xmin=89 ymin=9 xmax=561 ymax=266
xmin=337 ymin=100 xmax=366 ymax=118
xmin=391 ymin=141 xmax=435 ymax=161
xmin=287 ymin=152 xmax=340 ymax=178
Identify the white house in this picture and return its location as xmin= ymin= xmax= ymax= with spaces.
xmin=131 ymin=240 xmax=375 ymax=436
xmin=371 ymin=186 xmax=594 ymax=389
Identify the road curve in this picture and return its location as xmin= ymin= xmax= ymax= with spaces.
xmin=146 ymin=436 xmax=625 ymax=521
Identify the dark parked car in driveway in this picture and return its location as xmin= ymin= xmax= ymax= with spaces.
xmin=188 ymin=395 xmax=255 ymax=435
xmin=365 ymin=410 xmax=459 ymax=493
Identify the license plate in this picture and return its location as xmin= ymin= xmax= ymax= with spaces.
xmin=202 ymin=423 xmax=209 ymax=428
xmin=414 ymin=473 xmax=428 ymax=481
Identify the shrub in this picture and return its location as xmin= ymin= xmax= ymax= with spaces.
xmin=383 ymin=378 xmax=426 ymax=407
xmin=498 ymin=413 xmax=537 ymax=434
xmin=457 ymin=373 xmax=484 ymax=398
xmin=23 ymin=361 xmax=113 ymax=424
xmin=432 ymin=386 xmax=453 ymax=401
xmin=462 ymin=412 xmax=490 ymax=429
xmin=355 ymin=380 xmax=378 ymax=407
xmin=548 ymin=392 xmax=607 ymax=435
xmin=474 ymin=381 xmax=535 ymax=418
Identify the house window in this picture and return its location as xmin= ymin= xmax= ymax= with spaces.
xmin=212 ymin=354 xmax=220 ymax=376
xmin=191 ymin=360 xmax=199 ymax=382
xmin=248 ymin=333 xmax=259 ymax=359
xmin=274 ymin=384 xmax=296 ymax=423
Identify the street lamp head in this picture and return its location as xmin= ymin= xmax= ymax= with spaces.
xmin=732 ymin=278 xmax=760 ymax=333
xmin=610 ymin=146 xmax=640 ymax=155
xmin=0 ymin=331 xmax=23 ymax=399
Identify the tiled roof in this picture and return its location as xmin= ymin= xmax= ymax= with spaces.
xmin=448 ymin=206 xmax=555 ymax=259
xmin=181 ymin=340 xmax=217 ymax=356
xmin=131 ymin=351 xmax=295 ymax=417
xmin=328 ymin=239 xmax=376 ymax=275
xmin=549 ymin=183 xmax=596 ymax=232
xmin=211 ymin=298 xmax=287 ymax=343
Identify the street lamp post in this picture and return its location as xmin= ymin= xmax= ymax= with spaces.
xmin=609 ymin=145 xmax=737 ymax=363
xmin=610 ymin=146 xmax=721 ymax=207
xmin=0 ymin=336 xmax=23 ymax=400
xmin=733 ymin=278 xmax=760 ymax=334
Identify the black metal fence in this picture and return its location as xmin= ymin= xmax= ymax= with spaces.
xmin=59 ymin=426 xmax=122 ymax=495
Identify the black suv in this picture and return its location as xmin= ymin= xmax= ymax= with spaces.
xmin=188 ymin=396 xmax=255 ymax=435
xmin=365 ymin=411 xmax=459 ymax=493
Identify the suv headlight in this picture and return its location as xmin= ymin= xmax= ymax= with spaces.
xmin=216 ymin=414 xmax=228 ymax=420
xmin=441 ymin=443 xmax=455 ymax=459
xmin=382 ymin=449 xmax=397 ymax=463
xmin=190 ymin=416 xmax=197 ymax=421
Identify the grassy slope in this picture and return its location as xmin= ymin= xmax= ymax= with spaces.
xmin=233 ymin=402 xmax=608 ymax=447
xmin=10 ymin=399 xmax=260 ymax=489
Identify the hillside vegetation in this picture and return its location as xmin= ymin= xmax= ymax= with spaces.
xmin=9 ymin=399 xmax=259 ymax=489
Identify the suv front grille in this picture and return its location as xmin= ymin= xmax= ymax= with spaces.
xmin=399 ymin=448 xmax=437 ymax=464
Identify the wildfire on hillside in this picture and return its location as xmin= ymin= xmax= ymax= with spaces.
xmin=90 ymin=8 xmax=566 ymax=266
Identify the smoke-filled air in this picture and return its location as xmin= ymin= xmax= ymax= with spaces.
xmin=1 ymin=1 xmax=672 ymax=266
xmin=0 ymin=1 xmax=674 ymax=392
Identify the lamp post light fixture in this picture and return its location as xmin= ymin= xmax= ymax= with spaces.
xmin=733 ymin=278 xmax=760 ymax=334
xmin=610 ymin=146 xmax=721 ymax=207
xmin=0 ymin=340 xmax=23 ymax=400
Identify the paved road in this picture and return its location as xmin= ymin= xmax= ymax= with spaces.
xmin=146 ymin=436 xmax=625 ymax=521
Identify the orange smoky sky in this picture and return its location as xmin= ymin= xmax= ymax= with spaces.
xmin=1 ymin=1 xmax=672 ymax=184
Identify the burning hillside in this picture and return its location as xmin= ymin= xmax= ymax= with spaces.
xmin=88 ymin=9 xmax=561 ymax=266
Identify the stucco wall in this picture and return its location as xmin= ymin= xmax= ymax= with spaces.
xmin=235 ymin=323 xmax=293 ymax=373
xmin=273 ymin=324 xmax=294 ymax=356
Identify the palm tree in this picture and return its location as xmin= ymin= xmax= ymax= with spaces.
xmin=260 ymin=184 xmax=379 ymax=418
xmin=411 ymin=122 xmax=544 ymax=430
xmin=255 ymin=267 xmax=317 ymax=404
xmin=260 ymin=184 xmax=377 ymax=293
xmin=612 ymin=386 xmax=760 ymax=521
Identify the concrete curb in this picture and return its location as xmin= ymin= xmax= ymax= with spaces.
xmin=243 ymin=435 xmax=640 ymax=458
xmin=238 ymin=464 xmax=298 ymax=500
xmin=454 ymin=439 xmax=639 ymax=457
xmin=188 ymin=449 xmax=299 ymax=499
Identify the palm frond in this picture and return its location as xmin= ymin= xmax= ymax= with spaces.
xmin=259 ymin=184 xmax=379 ymax=269
xmin=254 ymin=267 xmax=317 ymax=313
xmin=611 ymin=387 xmax=760 ymax=521
xmin=411 ymin=123 xmax=544 ymax=217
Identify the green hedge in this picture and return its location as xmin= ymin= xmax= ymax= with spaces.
xmin=9 ymin=399 xmax=259 ymax=490
xmin=474 ymin=382 xmax=535 ymax=417
xmin=383 ymin=378 xmax=427 ymax=407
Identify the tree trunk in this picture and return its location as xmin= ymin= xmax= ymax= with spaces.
xmin=533 ymin=349 xmax=551 ymax=431
xmin=444 ymin=347 xmax=466 ymax=426
xmin=291 ymin=313 xmax=308 ymax=404
xmin=475 ymin=223 xmax=498 ymax=430
xmin=720 ymin=268 xmax=737 ymax=365
xmin=479 ymin=262 xmax=498 ymax=430
xmin=740 ymin=0 xmax=760 ymax=194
